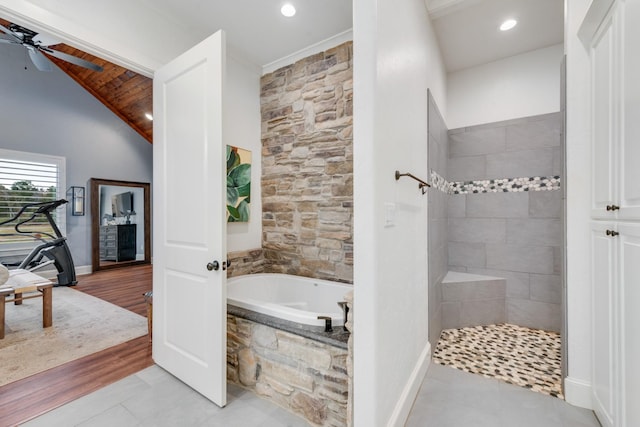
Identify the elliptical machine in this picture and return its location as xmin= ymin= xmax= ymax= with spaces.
xmin=0 ymin=199 xmax=77 ymax=286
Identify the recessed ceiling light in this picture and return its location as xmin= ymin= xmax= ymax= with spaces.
xmin=145 ymin=113 xmax=153 ymax=121
xmin=281 ymin=3 xmax=296 ymax=17
xmin=500 ymin=19 xmax=517 ymax=31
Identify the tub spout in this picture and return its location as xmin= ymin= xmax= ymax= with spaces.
xmin=337 ymin=301 xmax=349 ymax=331
xmin=318 ymin=316 xmax=333 ymax=332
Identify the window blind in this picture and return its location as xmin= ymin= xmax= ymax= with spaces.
xmin=0 ymin=150 xmax=66 ymax=258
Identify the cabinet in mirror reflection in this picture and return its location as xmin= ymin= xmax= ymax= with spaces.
xmin=90 ymin=178 xmax=150 ymax=272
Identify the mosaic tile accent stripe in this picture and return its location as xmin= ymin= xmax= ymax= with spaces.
xmin=430 ymin=170 xmax=454 ymax=194
xmin=433 ymin=323 xmax=563 ymax=399
xmin=429 ymin=171 xmax=561 ymax=195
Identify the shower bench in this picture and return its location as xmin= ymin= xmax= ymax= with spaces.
xmin=441 ymin=271 xmax=506 ymax=329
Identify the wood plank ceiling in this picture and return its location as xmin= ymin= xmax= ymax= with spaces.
xmin=0 ymin=18 xmax=153 ymax=143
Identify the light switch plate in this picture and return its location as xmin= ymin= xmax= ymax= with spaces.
xmin=384 ymin=202 xmax=396 ymax=227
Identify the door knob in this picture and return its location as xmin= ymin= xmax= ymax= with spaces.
xmin=207 ymin=261 xmax=220 ymax=271
xmin=606 ymin=230 xmax=619 ymax=237
xmin=606 ymin=205 xmax=620 ymax=211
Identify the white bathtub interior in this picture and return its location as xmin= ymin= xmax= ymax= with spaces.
xmin=227 ymin=273 xmax=352 ymax=327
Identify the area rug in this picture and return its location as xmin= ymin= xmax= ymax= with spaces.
xmin=0 ymin=287 xmax=148 ymax=387
xmin=432 ymin=323 xmax=563 ymax=398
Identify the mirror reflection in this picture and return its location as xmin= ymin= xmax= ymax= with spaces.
xmin=90 ymin=178 xmax=150 ymax=272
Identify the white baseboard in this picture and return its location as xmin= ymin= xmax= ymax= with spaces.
xmin=387 ymin=341 xmax=432 ymax=427
xmin=564 ymin=376 xmax=592 ymax=409
xmin=34 ymin=264 xmax=92 ymax=281
xmin=75 ymin=265 xmax=92 ymax=277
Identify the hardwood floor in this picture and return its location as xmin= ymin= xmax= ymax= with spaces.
xmin=0 ymin=264 xmax=153 ymax=426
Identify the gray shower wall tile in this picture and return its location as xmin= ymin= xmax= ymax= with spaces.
xmin=429 ymin=97 xmax=447 ymax=146
xmin=467 ymin=268 xmax=531 ymax=299
xmin=460 ymin=298 xmax=506 ymax=327
xmin=430 ymin=219 xmax=448 ymax=251
xmin=449 ymin=242 xmax=486 ymax=268
xmin=429 ymin=139 xmax=448 ymax=178
xmin=442 ymin=279 xmax=505 ymax=301
xmin=465 ymin=192 xmax=529 ymax=218
xmin=486 ymin=244 xmax=555 ymax=274
xmin=429 ymin=191 xmax=449 ymax=220
xmin=485 ymin=148 xmax=555 ymax=180
xmin=448 ymin=195 xmax=466 ymax=218
xmin=449 ymin=127 xmax=506 ymax=157
xmin=441 ymin=301 xmax=461 ymax=330
xmin=529 ymin=190 xmax=562 ymax=218
xmin=553 ymin=246 xmax=562 ymax=274
xmin=448 ymin=156 xmax=487 ymax=181
xmin=505 ymin=115 xmax=562 ymax=151
xmin=448 ymin=218 xmax=506 ymax=243
xmin=552 ymin=147 xmax=562 ymax=176
xmin=441 ymin=298 xmax=507 ymax=329
xmin=507 ymin=299 xmax=561 ymax=332
xmin=530 ymin=274 xmax=562 ymax=304
xmin=506 ymin=219 xmax=563 ymax=246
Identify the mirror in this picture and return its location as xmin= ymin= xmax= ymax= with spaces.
xmin=90 ymin=178 xmax=151 ymax=272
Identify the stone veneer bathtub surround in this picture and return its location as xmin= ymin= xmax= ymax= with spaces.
xmin=224 ymin=42 xmax=355 ymax=427
xmin=227 ymin=315 xmax=349 ymax=426
xmin=260 ymin=42 xmax=353 ymax=284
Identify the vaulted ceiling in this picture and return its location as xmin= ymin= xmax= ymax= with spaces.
xmin=1 ymin=0 xmax=562 ymax=142
xmin=0 ymin=18 xmax=153 ymax=143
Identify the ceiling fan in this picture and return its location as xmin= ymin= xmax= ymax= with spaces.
xmin=0 ymin=23 xmax=103 ymax=72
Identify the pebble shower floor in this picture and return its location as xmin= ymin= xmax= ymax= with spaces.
xmin=432 ymin=323 xmax=563 ymax=398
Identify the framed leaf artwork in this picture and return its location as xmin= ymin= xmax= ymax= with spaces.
xmin=226 ymin=145 xmax=251 ymax=222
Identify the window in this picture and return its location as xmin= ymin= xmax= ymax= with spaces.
xmin=0 ymin=148 xmax=66 ymax=261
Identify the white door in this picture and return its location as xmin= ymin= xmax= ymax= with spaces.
xmin=591 ymin=222 xmax=617 ymax=427
xmin=618 ymin=223 xmax=640 ymax=427
xmin=152 ymin=31 xmax=227 ymax=406
xmin=590 ymin=10 xmax=617 ymax=219
xmin=619 ymin=0 xmax=640 ymax=220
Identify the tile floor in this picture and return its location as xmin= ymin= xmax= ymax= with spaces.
xmin=433 ymin=324 xmax=563 ymax=398
xmin=22 ymin=365 xmax=311 ymax=427
xmin=24 ymin=363 xmax=600 ymax=427
xmin=405 ymin=364 xmax=600 ymax=427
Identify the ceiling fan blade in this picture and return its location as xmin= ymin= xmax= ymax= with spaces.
xmin=41 ymin=47 xmax=103 ymax=72
xmin=32 ymin=32 xmax=61 ymax=47
xmin=27 ymin=47 xmax=54 ymax=71
xmin=0 ymin=23 xmax=22 ymax=43
xmin=0 ymin=34 xmax=19 ymax=44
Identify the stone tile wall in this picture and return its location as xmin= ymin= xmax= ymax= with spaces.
xmin=447 ymin=113 xmax=563 ymax=332
xmin=427 ymin=91 xmax=448 ymax=346
xmin=260 ymin=42 xmax=353 ymax=284
xmin=227 ymin=315 xmax=348 ymax=427
xmin=227 ymin=249 xmax=265 ymax=278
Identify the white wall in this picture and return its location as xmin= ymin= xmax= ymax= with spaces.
xmin=564 ymin=0 xmax=593 ymax=409
xmin=353 ymin=0 xmax=446 ymax=424
xmin=225 ymin=56 xmax=262 ymax=252
xmin=447 ymin=44 xmax=563 ymax=129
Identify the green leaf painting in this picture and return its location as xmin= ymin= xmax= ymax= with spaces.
xmin=226 ymin=145 xmax=251 ymax=222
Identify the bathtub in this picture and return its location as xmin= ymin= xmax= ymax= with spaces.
xmin=227 ymin=273 xmax=351 ymax=328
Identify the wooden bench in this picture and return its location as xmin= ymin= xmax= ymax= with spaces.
xmin=0 ymin=269 xmax=54 ymax=339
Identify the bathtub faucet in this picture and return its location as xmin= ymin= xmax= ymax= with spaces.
xmin=317 ymin=316 xmax=333 ymax=333
xmin=337 ymin=301 xmax=349 ymax=331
